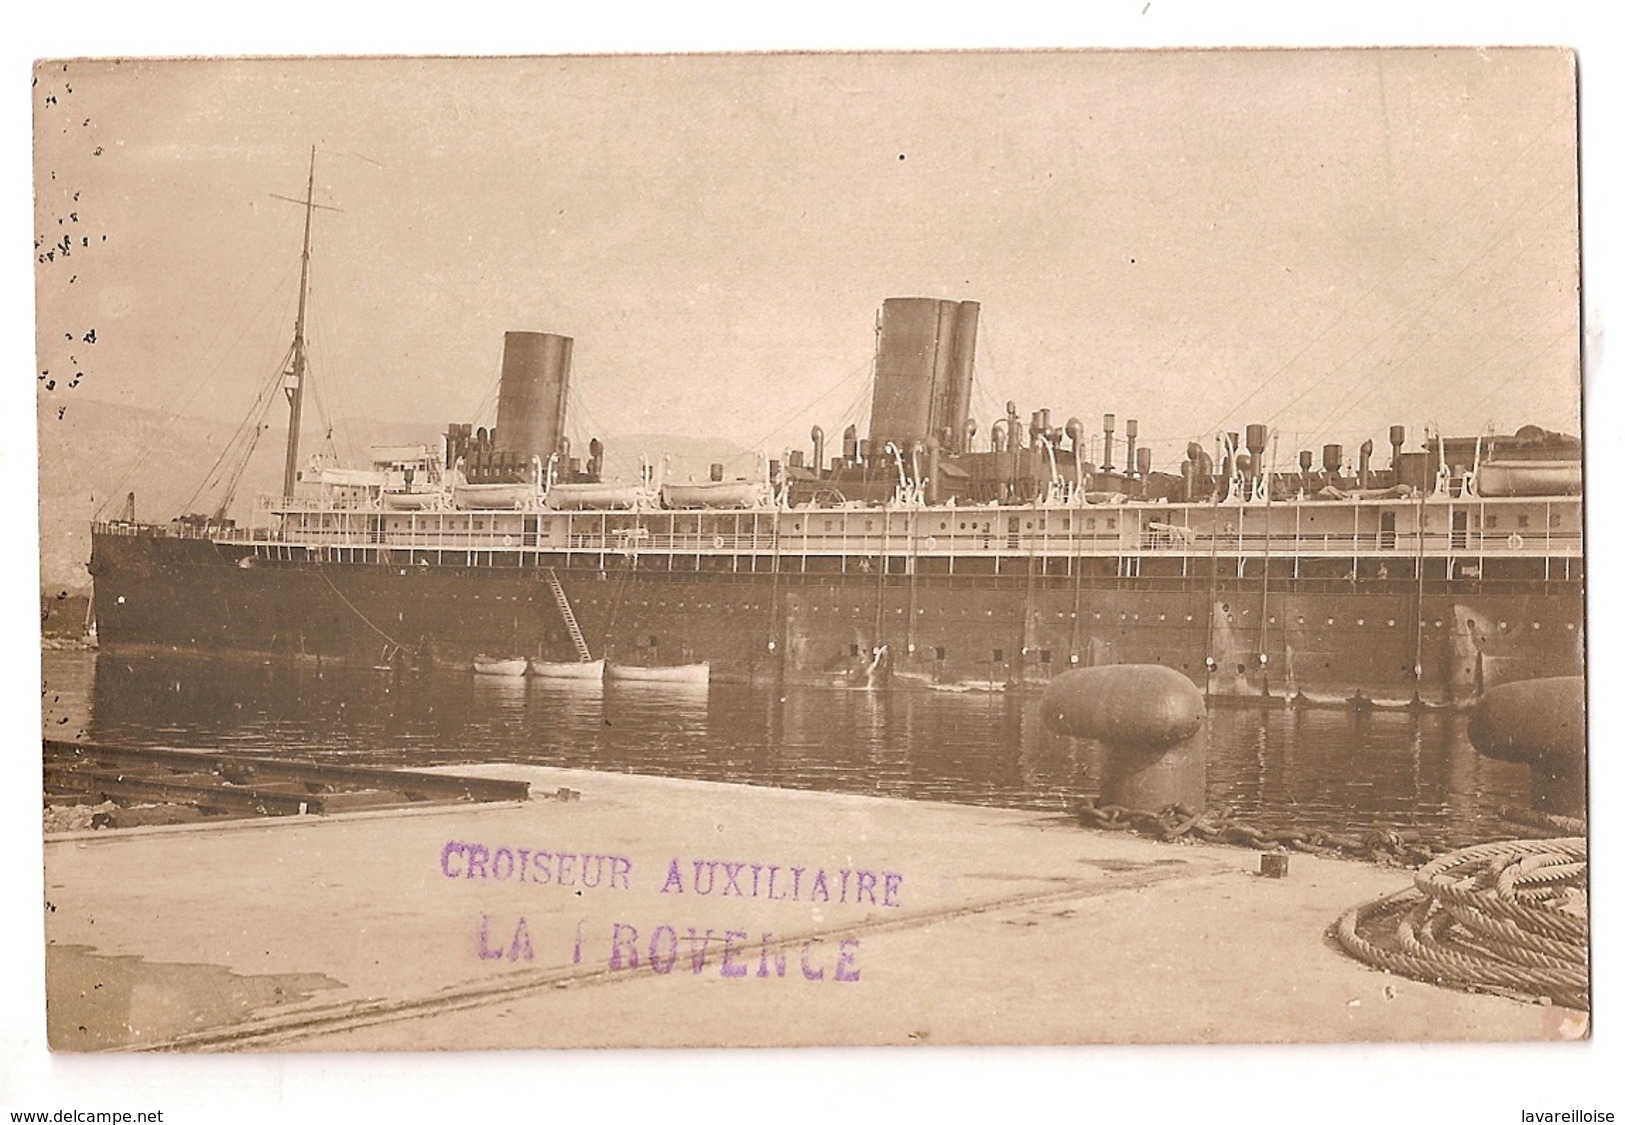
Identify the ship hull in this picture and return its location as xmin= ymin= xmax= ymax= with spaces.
xmin=88 ymin=530 xmax=1582 ymax=701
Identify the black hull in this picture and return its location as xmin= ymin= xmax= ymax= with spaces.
xmin=88 ymin=530 xmax=1583 ymax=700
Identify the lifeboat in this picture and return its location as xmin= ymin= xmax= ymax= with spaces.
xmin=605 ymin=662 xmax=710 ymax=684
xmin=453 ymin=482 xmax=535 ymax=510
xmin=1475 ymin=460 xmax=1582 ymax=498
xmin=543 ymin=483 xmax=646 ymax=510
xmin=472 ymin=656 xmax=529 ymax=677
xmin=318 ymin=467 xmax=388 ymax=488
xmin=382 ymin=490 xmax=440 ymax=511
xmin=660 ymin=480 xmax=767 ymax=508
xmin=530 ymin=658 xmax=605 ymax=681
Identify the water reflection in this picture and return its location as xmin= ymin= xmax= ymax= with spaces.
xmin=40 ymin=648 xmax=1533 ymax=849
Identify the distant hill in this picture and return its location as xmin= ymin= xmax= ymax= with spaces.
xmin=598 ymin=433 xmax=761 ymax=486
xmin=35 ymin=396 xmax=753 ymax=594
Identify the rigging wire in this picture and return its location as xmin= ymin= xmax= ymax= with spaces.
xmin=1195 ymin=107 xmax=1573 ymax=442
xmin=306 ymin=293 xmax=366 ymax=467
xmin=465 ymin=361 xmax=504 ymax=430
xmin=96 ymin=259 xmax=301 ymax=520
xmin=738 ymin=354 xmax=876 ymax=458
xmin=1297 ymin=184 xmax=1571 ymax=444
xmin=1448 ymin=328 xmax=1575 ymax=431
xmin=179 ymin=343 xmax=293 ymax=517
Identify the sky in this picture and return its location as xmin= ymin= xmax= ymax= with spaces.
xmin=7 ymin=5 xmax=1622 ymax=1121
xmin=32 ymin=47 xmax=1580 ymax=490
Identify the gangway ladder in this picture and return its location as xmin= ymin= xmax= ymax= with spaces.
xmin=546 ymin=568 xmax=595 ymax=662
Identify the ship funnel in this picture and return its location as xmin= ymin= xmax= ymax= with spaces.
xmin=495 ymin=330 xmax=574 ymax=468
xmin=810 ymin=425 xmax=825 ymax=473
xmin=948 ymin=303 xmax=979 ymax=451
xmin=1102 ymin=414 xmax=1116 ymax=471
xmin=868 ymin=298 xmax=979 ymax=454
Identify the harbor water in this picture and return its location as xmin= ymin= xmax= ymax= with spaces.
xmin=40 ymin=647 xmax=1535 ymax=851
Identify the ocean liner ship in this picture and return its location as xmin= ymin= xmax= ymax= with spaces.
xmin=86 ymin=167 xmax=1583 ymax=704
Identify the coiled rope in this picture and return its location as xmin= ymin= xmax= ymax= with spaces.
xmin=1072 ymin=798 xmax=1589 ymax=1009
xmin=1333 ymin=836 xmax=1588 ymax=1010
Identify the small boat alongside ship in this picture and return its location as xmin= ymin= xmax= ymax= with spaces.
xmin=529 ymin=658 xmax=606 ymax=681
xmin=604 ymin=662 xmax=711 ymax=685
xmin=472 ymin=656 xmax=529 ymax=677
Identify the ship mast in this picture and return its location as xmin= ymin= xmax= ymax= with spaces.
xmin=281 ymin=146 xmax=318 ymax=500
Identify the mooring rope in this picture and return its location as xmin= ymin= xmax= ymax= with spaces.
xmin=314 ymin=566 xmax=404 ymax=650
xmin=1333 ymin=836 xmax=1588 ymax=1010
xmin=1072 ymin=799 xmax=1589 ymax=1009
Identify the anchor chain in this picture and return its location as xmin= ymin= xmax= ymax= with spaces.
xmin=1072 ymin=797 xmax=1445 ymax=866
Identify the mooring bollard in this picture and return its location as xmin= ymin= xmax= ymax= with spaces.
xmin=1467 ymin=676 xmax=1586 ymax=819
xmin=1040 ymin=664 xmax=1208 ymax=813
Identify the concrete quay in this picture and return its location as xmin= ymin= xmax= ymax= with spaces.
xmin=41 ymin=765 xmax=1585 ymax=1050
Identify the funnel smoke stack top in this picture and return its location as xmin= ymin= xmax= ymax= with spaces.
xmin=868 ymin=298 xmax=980 ymax=454
xmin=494 ymin=331 xmax=573 ymax=469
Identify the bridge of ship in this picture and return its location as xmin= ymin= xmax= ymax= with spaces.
xmin=97 ymin=493 xmax=1581 ymax=583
